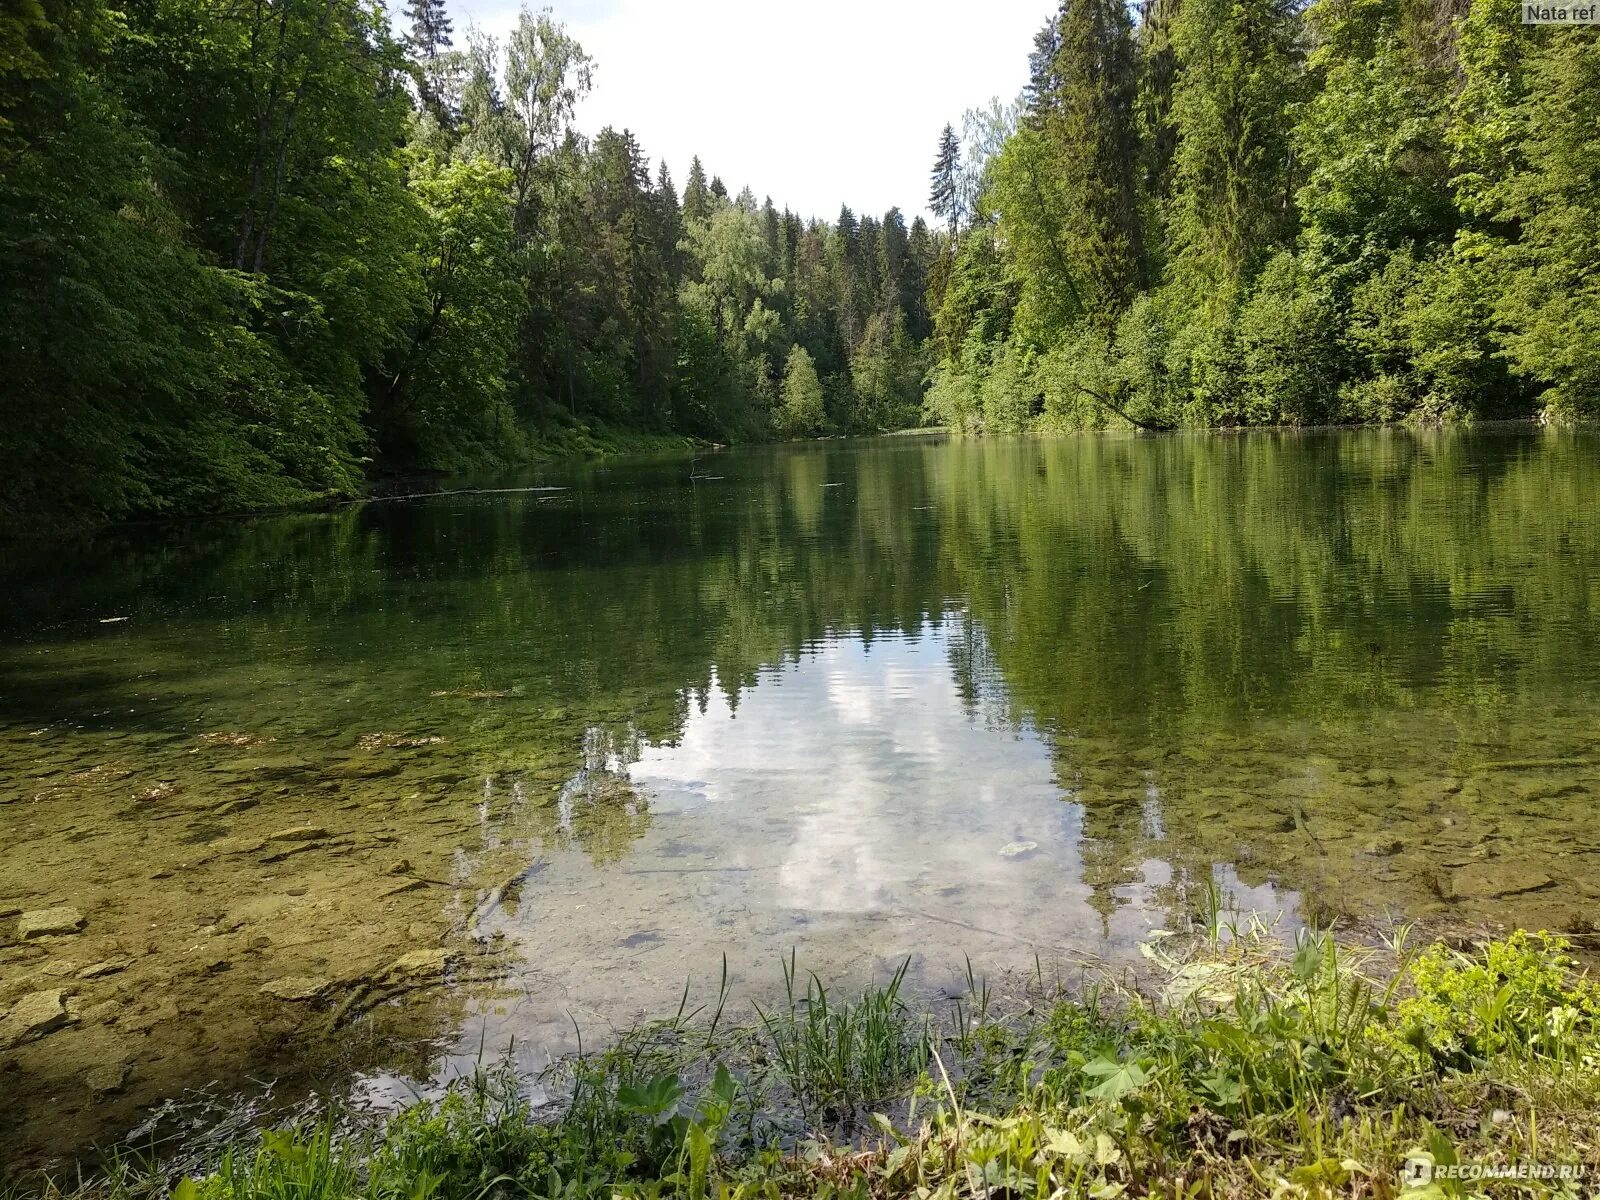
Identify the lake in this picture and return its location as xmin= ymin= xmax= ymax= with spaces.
xmin=2 ymin=427 xmax=1598 ymax=1167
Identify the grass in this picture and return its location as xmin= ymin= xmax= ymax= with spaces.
xmin=17 ymin=903 xmax=1600 ymax=1200
xmin=754 ymin=951 xmax=930 ymax=1124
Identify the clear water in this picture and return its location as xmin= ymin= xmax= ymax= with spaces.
xmin=2 ymin=427 xmax=1598 ymax=1165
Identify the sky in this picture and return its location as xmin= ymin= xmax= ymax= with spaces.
xmin=443 ymin=0 xmax=1054 ymax=222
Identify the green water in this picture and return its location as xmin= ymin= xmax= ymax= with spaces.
xmin=2 ymin=427 xmax=1598 ymax=1165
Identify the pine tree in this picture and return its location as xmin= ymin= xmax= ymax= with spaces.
xmin=929 ymin=123 xmax=962 ymax=235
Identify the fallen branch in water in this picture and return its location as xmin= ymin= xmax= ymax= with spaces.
xmin=361 ymin=486 xmax=571 ymax=504
xmin=1074 ymin=383 xmax=1175 ymax=432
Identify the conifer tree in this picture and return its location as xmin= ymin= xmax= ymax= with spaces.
xmin=404 ymin=0 xmax=452 ymax=59
xmin=1040 ymin=0 xmax=1146 ymax=317
xmin=683 ymin=156 xmax=711 ymax=226
xmin=929 ymin=123 xmax=963 ymax=235
xmin=655 ymin=161 xmax=683 ymax=282
xmin=404 ymin=0 xmax=454 ymax=120
xmin=1136 ymin=0 xmax=1181 ymax=206
xmin=1026 ymin=16 xmax=1063 ymax=107
xmin=1168 ymin=0 xmax=1304 ymax=291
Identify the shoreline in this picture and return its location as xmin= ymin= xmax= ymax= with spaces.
xmin=12 ymin=920 xmax=1598 ymax=1198
xmin=4 ymin=418 xmax=1587 ymax=542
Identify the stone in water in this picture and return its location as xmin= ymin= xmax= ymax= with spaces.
xmin=0 ymin=990 xmax=68 ymax=1047
xmin=260 ymin=976 xmax=331 ymax=1002
xmin=17 ymin=906 xmax=85 ymax=939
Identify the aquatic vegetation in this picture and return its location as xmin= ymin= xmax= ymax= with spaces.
xmin=20 ymin=921 xmax=1600 ymax=1200
xmin=753 ymin=953 xmax=931 ymax=1123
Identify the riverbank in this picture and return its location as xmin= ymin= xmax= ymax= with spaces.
xmin=23 ymin=920 xmax=1599 ymax=1200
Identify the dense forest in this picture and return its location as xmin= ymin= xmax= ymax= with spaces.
xmin=0 ymin=0 xmax=938 ymax=523
xmin=930 ymin=0 xmax=1600 ymax=434
xmin=1 ymin=0 xmax=1596 ymax=525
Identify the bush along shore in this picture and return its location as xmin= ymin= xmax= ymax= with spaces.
xmin=24 ymin=911 xmax=1600 ymax=1200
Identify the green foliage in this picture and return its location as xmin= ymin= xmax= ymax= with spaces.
xmin=1399 ymin=931 xmax=1600 ymax=1067
xmin=753 ymin=953 xmax=930 ymax=1121
xmin=1478 ymin=30 xmax=1600 ymax=417
xmin=1023 ymin=0 xmax=1145 ymax=325
xmin=1167 ymin=0 xmax=1305 ymax=295
xmin=775 ymin=345 xmax=826 ymax=438
xmin=1234 ymin=251 xmax=1348 ymax=424
xmin=9 ymin=0 xmax=1596 ymax=525
xmin=948 ymin=0 xmax=1598 ymax=435
xmin=51 ymin=932 xmax=1600 ymax=1200
xmin=1 ymin=0 xmax=943 ymax=527
xmin=377 ymin=153 xmax=524 ymax=468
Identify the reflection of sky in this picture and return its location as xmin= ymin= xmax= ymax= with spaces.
xmin=632 ymin=621 xmax=1068 ymax=917
xmin=404 ymin=617 xmax=1300 ymax=1098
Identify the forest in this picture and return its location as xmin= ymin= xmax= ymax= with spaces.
xmin=1 ymin=0 xmax=1596 ymax=524
xmin=929 ymin=0 xmax=1600 ymax=436
xmin=0 ymin=0 xmax=938 ymax=524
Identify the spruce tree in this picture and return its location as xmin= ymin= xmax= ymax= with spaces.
xmin=1036 ymin=0 xmax=1147 ymax=320
xmin=1168 ymin=0 xmax=1304 ymax=291
xmin=404 ymin=0 xmax=453 ymax=59
xmin=404 ymin=0 xmax=454 ymax=120
xmin=1136 ymin=0 xmax=1181 ymax=206
xmin=929 ymin=123 xmax=962 ymax=235
xmin=1026 ymin=15 xmax=1063 ymax=107
xmin=655 ymin=161 xmax=683 ymax=282
xmin=683 ymin=156 xmax=711 ymax=226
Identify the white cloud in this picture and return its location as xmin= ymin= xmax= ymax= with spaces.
xmin=443 ymin=0 xmax=1053 ymax=221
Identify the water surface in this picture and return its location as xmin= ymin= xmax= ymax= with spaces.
xmin=3 ymin=428 xmax=1598 ymax=1165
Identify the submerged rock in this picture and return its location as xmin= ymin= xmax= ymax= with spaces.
xmin=260 ymin=976 xmax=332 ymax=1002
xmin=17 ymin=906 xmax=85 ymax=939
xmin=266 ymin=825 xmax=329 ymax=843
xmin=199 ymin=732 xmax=275 ymax=748
xmin=208 ymin=835 xmax=266 ymax=856
xmin=84 ymin=1062 xmax=129 ymax=1093
xmin=384 ymin=948 xmax=449 ymax=981
xmin=357 ymin=732 xmax=445 ymax=751
xmin=1364 ymin=838 xmax=1404 ymax=857
xmin=1 ymin=990 xmax=68 ymax=1047
xmin=999 ymin=841 xmax=1039 ymax=859
xmin=1447 ymin=862 xmax=1556 ymax=901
